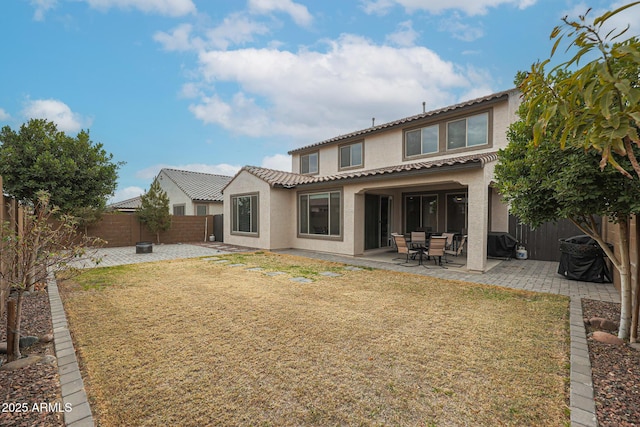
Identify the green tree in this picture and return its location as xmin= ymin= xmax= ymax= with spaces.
xmin=522 ymin=2 xmax=640 ymax=178
xmin=496 ymin=73 xmax=640 ymax=341
xmin=0 ymin=192 xmax=103 ymax=362
xmin=137 ymin=179 xmax=172 ymax=244
xmin=516 ymin=2 xmax=640 ymax=340
xmin=0 ymin=119 xmax=122 ymax=217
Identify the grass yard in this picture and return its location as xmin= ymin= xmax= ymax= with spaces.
xmin=58 ymin=252 xmax=570 ymax=426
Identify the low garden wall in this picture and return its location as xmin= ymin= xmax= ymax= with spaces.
xmin=85 ymin=213 xmax=215 ymax=247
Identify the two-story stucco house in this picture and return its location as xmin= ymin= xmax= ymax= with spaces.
xmin=157 ymin=168 xmax=232 ymax=216
xmin=222 ymin=88 xmax=521 ymax=272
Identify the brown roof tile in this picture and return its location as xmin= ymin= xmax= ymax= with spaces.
xmin=238 ymin=151 xmax=498 ymax=189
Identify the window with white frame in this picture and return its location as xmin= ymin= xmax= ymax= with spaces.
xmin=300 ymin=152 xmax=318 ymax=174
xmin=231 ymin=194 xmax=258 ymax=234
xmin=339 ymin=142 xmax=363 ymax=169
xmin=447 ymin=112 xmax=488 ymax=150
xmin=405 ymin=125 xmax=439 ymax=157
xmin=173 ymin=204 xmax=185 ymax=216
xmin=299 ymin=191 xmax=341 ymax=237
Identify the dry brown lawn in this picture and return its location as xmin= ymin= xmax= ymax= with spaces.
xmin=59 ymin=252 xmax=570 ymax=427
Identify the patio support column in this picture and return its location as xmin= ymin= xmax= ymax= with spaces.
xmin=466 ymin=179 xmax=488 ymax=272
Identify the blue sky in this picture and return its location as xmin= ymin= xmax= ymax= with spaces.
xmin=1 ymin=0 xmax=639 ymax=203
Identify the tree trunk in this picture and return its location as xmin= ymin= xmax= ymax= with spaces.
xmin=6 ymin=298 xmax=17 ymax=362
xmin=618 ymin=219 xmax=632 ymax=340
xmin=7 ymin=291 xmax=24 ymax=362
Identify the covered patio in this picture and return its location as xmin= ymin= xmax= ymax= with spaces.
xmin=357 ymin=244 xmax=504 ymax=272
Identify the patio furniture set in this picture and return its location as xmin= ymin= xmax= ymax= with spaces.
xmin=391 ymin=232 xmax=467 ymax=268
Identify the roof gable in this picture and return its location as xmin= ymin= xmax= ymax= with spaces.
xmin=160 ymin=168 xmax=232 ymax=202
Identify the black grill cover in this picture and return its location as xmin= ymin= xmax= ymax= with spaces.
xmin=487 ymin=232 xmax=518 ymax=258
xmin=558 ymin=235 xmax=612 ymax=283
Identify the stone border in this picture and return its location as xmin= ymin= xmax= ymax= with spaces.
xmin=570 ymin=298 xmax=597 ymax=427
xmin=47 ymin=273 xmax=95 ymax=427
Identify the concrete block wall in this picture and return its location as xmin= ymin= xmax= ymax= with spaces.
xmin=85 ymin=213 xmax=215 ymax=247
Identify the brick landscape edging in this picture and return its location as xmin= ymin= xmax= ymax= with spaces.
xmin=47 ymin=273 xmax=95 ymax=427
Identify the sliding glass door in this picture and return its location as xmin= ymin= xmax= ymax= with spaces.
xmin=404 ymin=194 xmax=438 ymax=233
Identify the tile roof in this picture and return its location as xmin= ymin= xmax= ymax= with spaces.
xmin=160 ymin=168 xmax=232 ymax=202
xmin=288 ymin=88 xmax=518 ymax=154
xmin=108 ymin=195 xmax=141 ymax=210
xmin=239 ymin=151 xmax=499 ymax=189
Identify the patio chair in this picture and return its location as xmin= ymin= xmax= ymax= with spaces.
xmin=444 ymin=235 xmax=466 ymax=266
xmin=441 ymin=233 xmax=455 ymax=250
xmin=445 ymin=235 xmax=466 ymax=258
xmin=424 ymin=236 xmax=447 ymax=267
xmin=410 ymin=231 xmax=427 ymax=249
xmin=392 ymin=234 xmax=420 ymax=266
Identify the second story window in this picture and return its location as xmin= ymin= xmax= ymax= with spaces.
xmin=405 ymin=125 xmax=438 ymax=157
xmin=339 ymin=142 xmax=363 ymax=169
xmin=301 ymin=152 xmax=318 ymax=174
xmin=447 ymin=112 xmax=488 ymax=150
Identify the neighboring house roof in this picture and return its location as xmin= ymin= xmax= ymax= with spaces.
xmin=107 ymin=195 xmax=142 ymax=211
xmin=159 ymin=168 xmax=232 ymax=202
xmin=230 ymin=151 xmax=499 ymax=190
xmin=288 ymin=88 xmax=517 ymax=155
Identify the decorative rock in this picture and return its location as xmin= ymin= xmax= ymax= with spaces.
xmin=588 ymin=317 xmax=619 ymax=331
xmin=0 ymin=354 xmax=43 ymax=370
xmin=265 ymin=272 xmax=286 ymax=276
xmin=246 ymin=267 xmax=264 ymax=271
xmin=19 ymin=336 xmax=40 ymax=349
xmin=40 ymin=355 xmax=57 ymax=366
xmin=592 ymin=331 xmax=625 ymax=345
xmin=39 ymin=333 xmax=54 ymax=343
xmin=291 ymin=277 xmax=313 ymax=284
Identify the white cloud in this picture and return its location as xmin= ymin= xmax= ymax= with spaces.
xmin=22 ymin=99 xmax=91 ymax=133
xmin=153 ymin=23 xmax=202 ymax=52
xmin=386 ymin=20 xmax=419 ymax=47
xmin=360 ymin=0 xmax=396 ymax=16
xmin=29 ymin=0 xmax=58 ymax=21
xmin=188 ymin=34 xmax=476 ymax=141
xmin=248 ymin=0 xmax=313 ymax=27
xmin=205 ymin=13 xmax=271 ymax=50
xmin=154 ymin=14 xmax=271 ymax=52
xmin=136 ymin=163 xmax=241 ymax=180
xmin=261 ymin=154 xmax=291 ymax=171
xmin=439 ymin=13 xmax=484 ymax=42
xmin=361 ymin=0 xmax=537 ymax=16
xmin=109 ymin=186 xmax=144 ymax=204
xmin=0 ymin=108 xmax=10 ymax=121
xmin=85 ymin=0 xmax=195 ymax=16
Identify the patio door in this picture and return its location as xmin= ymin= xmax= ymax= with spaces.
xmin=365 ymin=195 xmax=392 ymax=250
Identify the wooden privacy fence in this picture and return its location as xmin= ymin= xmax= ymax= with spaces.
xmin=84 ymin=213 xmax=216 ymax=247
xmin=508 ymin=215 xmax=598 ymax=262
xmin=0 ymin=177 xmax=23 ymax=319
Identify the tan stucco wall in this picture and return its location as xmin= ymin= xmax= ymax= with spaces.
xmin=223 ymin=172 xmax=271 ymax=249
xmin=291 ymin=91 xmax=520 ymax=179
xmin=158 ymin=171 xmax=194 ymax=214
